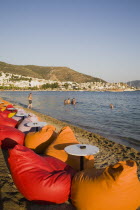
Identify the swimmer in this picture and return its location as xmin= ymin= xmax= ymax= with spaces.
xmin=64 ymin=99 xmax=67 ymax=105
xmin=110 ymin=104 xmax=114 ymax=109
xmin=71 ymin=98 xmax=76 ymax=105
xmin=67 ymin=98 xmax=71 ymax=104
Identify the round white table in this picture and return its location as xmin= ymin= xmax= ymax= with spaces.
xmin=16 ymin=113 xmax=27 ymax=120
xmin=7 ymin=107 xmax=17 ymax=111
xmin=27 ymin=122 xmax=47 ymax=131
xmin=64 ymin=144 xmax=99 ymax=170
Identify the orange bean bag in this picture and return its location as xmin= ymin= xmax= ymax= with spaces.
xmin=25 ymin=125 xmax=57 ymax=154
xmin=44 ymin=126 xmax=94 ymax=171
xmin=0 ymin=106 xmax=6 ymax=111
xmin=71 ymin=160 xmax=140 ymax=210
xmin=0 ymin=104 xmax=5 ymax=109
xmin=1 ymin=100 xmax=10 ymax=106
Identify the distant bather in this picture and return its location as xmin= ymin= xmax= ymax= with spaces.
xmin=67 ymin=98 xmax=71 ymax=104
xmin=71 ymin=98 xmax=76 ymax=105
xmin=110 ymin=104 xmax=114 ymax=109
xmin=64 ymin=99 xmax=67 ymax=105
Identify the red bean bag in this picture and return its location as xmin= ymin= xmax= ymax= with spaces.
xmin=8 ymin=145 xmax=76 ymax=204
xmin=0 ymin=125 xmax=25 ymax=149
xmin=0 ymin=111 xmax=9 ymax=118
xmin=0 ymin=114 xmax=18 ymax=127
xmin=6 ymin=104 xmax=14 ymax=108
xmin=6 ymin=106 xmax=17 ymax=113
xmin=0 ymin=110 xmax=16 ymax=118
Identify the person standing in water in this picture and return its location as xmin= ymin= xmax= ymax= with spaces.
xmin=67 ymin=98 xmax=71 ymax=104
xmin=28 ymin=93 xmax=32 ymax=109
xmin=71 ymin=98 xmax=76 ymax=105
xmin=110 ymin=104 xmax=114 ymax=109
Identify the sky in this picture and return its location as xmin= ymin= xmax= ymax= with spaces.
xmin=0 ymin=0 xmax=140 ymax=83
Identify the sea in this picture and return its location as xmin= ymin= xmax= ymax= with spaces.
xmin=0 ymin=90 xmax=140 ymax=151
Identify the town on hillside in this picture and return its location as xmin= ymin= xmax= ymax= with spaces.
xmin=0 ymin=72 xmax=137 ymax=91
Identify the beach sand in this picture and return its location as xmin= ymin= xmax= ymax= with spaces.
xmin=0 ymin=104 xmax=140 ymax=210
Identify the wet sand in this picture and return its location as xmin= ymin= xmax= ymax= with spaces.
xmin=0 ymin=104 xmax=140 ymax=210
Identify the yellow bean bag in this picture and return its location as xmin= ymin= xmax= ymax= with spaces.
xmin=8 ymin=112 xmax=16 ymax=118
xmin=0 ymin=107 xmax=6 ymax=111
xmin=25 ymin=125 xmax=57 ymax=154
xmin=71 ymin=160 xmax=140 ymax=210
xmin=44 ymin=126 xmax=94 ymax=171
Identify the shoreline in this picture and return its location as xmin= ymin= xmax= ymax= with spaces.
xmin=0 ymin=89 xmax=139 ymax=92
xmin=0 ymin=101 xmax=140 ymax=209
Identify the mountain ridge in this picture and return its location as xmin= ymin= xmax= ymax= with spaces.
xmin=0 ymin=61 xmax=106 ymax=83
xmin=127 ymin=80 xmax=140 ymax=88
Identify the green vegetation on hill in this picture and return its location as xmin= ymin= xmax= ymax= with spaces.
xmin=0 ymin=61 xmax=106 ymax=83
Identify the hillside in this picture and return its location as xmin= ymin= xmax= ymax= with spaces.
xmin=0 ymin=61 xmax=105 ymax=83
xmin=127 ymin=80 xmax=140 ymax=88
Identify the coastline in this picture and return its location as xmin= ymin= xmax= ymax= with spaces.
xmin=0 ymin=88 xmax=138 ymax=92
xmin=0 ymin=102 xmax=140 ymax=209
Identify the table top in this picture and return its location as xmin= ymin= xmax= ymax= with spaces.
xmin=27 ymin=121 xmax=47 ymax=128
xmin=16 ymin=113 xmax=27 ymax=117
xmin=64 ymin=144 xmax=99 ymax=156
xmin=7 ymin=107 xmax=17 ymax=111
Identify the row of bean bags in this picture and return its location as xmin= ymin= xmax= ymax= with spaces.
xmin=0 ymin=104 xmax=33 ymax=148
xmin=0 ymin=103 xmax=77 ymax=204
xmin=0 ymin=102 xmax=17 ymax=118
xmin=0 ymin=105 xmax=43 ymax=149
xmin=0 ymin=102 xmax=24 ymax=148
xmin=0 ymin=101 xmax=77 ymax=204
xmin=6 ymin=126 xmax=140 ymax=208
xmin=0 ymin=101 xmax=14 ymax=110
xmin=71 ymin=160 xmax=140 ymax=210
xmin=24 ymin=125 xmax=140 ymax=209
xmin=1 ymin=100 xmax=140 ymax=208
xmin=25 ymin=126 xmax=94 ymax=171
xmin=8 ymin=144 xmax=76 ymax=204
